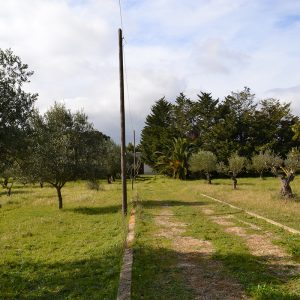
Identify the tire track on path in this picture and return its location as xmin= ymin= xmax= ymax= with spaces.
xmin=155 ymin=207 xmax=249 ymax=300
xmin=202 ymin=207 xmax=300 ymax=277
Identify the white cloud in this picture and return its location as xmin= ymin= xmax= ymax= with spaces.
xmin=1 ymin=0 xmax=300 ymax=142
xmin=265 ymin=85 xmax=300 ymax=113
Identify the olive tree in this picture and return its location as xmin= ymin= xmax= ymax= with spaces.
xmin=217 ymin=153 xmax=247 ymax=189
xmin=280 ymin=148 xmax=300 ymax=198
xmin=189 ymin=150 xmax=217 ymax=184
xmin=264 ymin=151 xmax=283 ymax=177
xmin=104 ymin=139 xmax=120 ymax=183
xmin=29 ymin=103 xmax=109 ymax=209
xmin=0 ymin=161 xmax=16 ymax=196
xmin=251 ymin=150 xmax=281 ymax=179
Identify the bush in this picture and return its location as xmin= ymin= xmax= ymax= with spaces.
xmin=86 ymin=180 xmax=102 ymax=191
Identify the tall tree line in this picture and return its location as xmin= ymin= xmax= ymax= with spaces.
xmin=140 ymin=87 xmax=299 ymax=174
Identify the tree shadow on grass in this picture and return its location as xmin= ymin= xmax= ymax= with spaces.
xmin=136 ymin=176 xmax=153 ymax=182
xmin=67 ymin=204 xmax=122 ymax=215
xmin=132 ymin=245 xmax=300 ymax=300
xmin=0 ymin=246 xmax=123 ymax=299
xmin=2 ymin=244 xmax=298 ymax=299
xmin=213 ymin=182 xmax=255 ymax=186
xmin=209 ymin=210 xmax=244 ymax=217
xmin=140 ymin=199 xmax=210 ymax=208
xmin=0 ymin=189 xmax=31 ymax=197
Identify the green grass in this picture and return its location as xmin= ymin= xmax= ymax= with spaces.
xmin=132 ymin=176 xmax=300 ymax=299
xmin=194 ymin=176 xmax=300 ymax=230
xmin=2 ymin=175 xmax=300 ymax=299
xmin=0 ymin=181 xmax=130 ymax=299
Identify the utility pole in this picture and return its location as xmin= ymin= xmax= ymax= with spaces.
xmin=119 ymin=28 xmax=127 ymax=215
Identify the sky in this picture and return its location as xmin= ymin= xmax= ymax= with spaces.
xmin=1 ymin=0 xmax=300 ymax=143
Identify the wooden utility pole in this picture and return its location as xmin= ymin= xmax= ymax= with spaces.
xmin=119 ymin=28 xmax=127 ymax=215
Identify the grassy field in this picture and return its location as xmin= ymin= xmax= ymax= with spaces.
xmin=195 ymin=176 xmax=300 ymax=230
xmin=0 ymin=180 xmax=130 ymax=299
xmin=132 ymin=176 xmax=300 ymax=299
xmin=1 ymin=175 xmax=300 ymax=299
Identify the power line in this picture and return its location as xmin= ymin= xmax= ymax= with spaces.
xmin=118 ymin=0 xmax=124 ymax=30
xmin=123 ymin=46 xmax=134 ymax=133
xmin=118 ymin=0 xmax=139 ymax=200
xmin=117 ymin=0 xmax=134 ymax=134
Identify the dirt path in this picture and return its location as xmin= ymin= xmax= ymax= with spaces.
xmin=154 ymin=207 xmax=249 ymax=300
xmin=202 ymin=207 xmax=300 ymax=277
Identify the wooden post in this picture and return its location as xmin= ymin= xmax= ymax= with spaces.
xmin=131 ymin=130 xmax=136 ymax=191
xmin=119 ymin=28 xmax=127 ymax=215
xmin=133 ymin=129 xmax=136 ymax=181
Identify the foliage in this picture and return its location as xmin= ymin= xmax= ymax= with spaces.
xmin=216 ymin=161 xmax=229 ymax=176
xmin=140 ymin=88 xmax=300 ymax=175
xmin=172 ymin=93 xmax=194 ymax=138
xmin=0 ymin=48 xmax=37 ymax=175
xmin=189 ymin=150 xmax=217 ymax=183
xmin=86 ymin=179 xmax=101 ymax=191
xmin=216 ymin=87 xmax=256 ymax=158
xmin=28 ymin=103 xmax=109 ymax=208
xmin=251 ymin=151 xmax=272 ymax=178
xmin=264 ymin=151 xmax=283 ymax=177
xmin=191 ymin=92 xmax=220 ymax=146
xmin=284 ymin=148 xmax=300 ymax=173
xmin=217 ymin=153 xmax=247 ymax=177
xmin=156 ymin=138 xmax=193 ymax=179
xmin=217 ymin=153 xmax=247 ymax=189
xmin=228 ymin=153 xmax=247 ymax=177
xmin=254 ymin=98 xmax=298 ymax=156
xmin=103 ymin=139 xmax=120 ymax=180
xmin=291 ymin=121 xmax=300 ymax=141
xmin=140 ymin=98 xmax=175 ymax=171
xmin=127 ymin=151 xmax=142 ymax=180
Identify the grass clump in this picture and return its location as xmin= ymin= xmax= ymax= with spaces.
xmin=86 ymin=179 xmax=103 ymax=191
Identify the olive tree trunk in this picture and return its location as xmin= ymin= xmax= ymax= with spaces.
xmin=280 ymin=172 xmax=294 ymax=198
xmin=260 ymin=171 xmax=264 ymax=180
xmin=56 ymin=186 xmax=63 ymax=209
xmin=232 ymin=176 xmax=237 ymax=189
xmin=3 ymin=182 xmax=14 ymax=196
xmin=2 ymin=177 xmax=8 ymax=188
xmin=206 ymin=173 xmax=212 ymax=184
xmin=7 ymin=183 xmax=13 ymax=196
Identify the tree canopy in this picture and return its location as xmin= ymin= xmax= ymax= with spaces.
xmin=28 ymin=103 xmax=110 ymax=209
xmin=189 ymin=150 xmax=217 ymax=184
xmin=0 ymin=48 xmax=37 ymax=172
xmin=140 ymin=88 xmax=300 ymax=173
